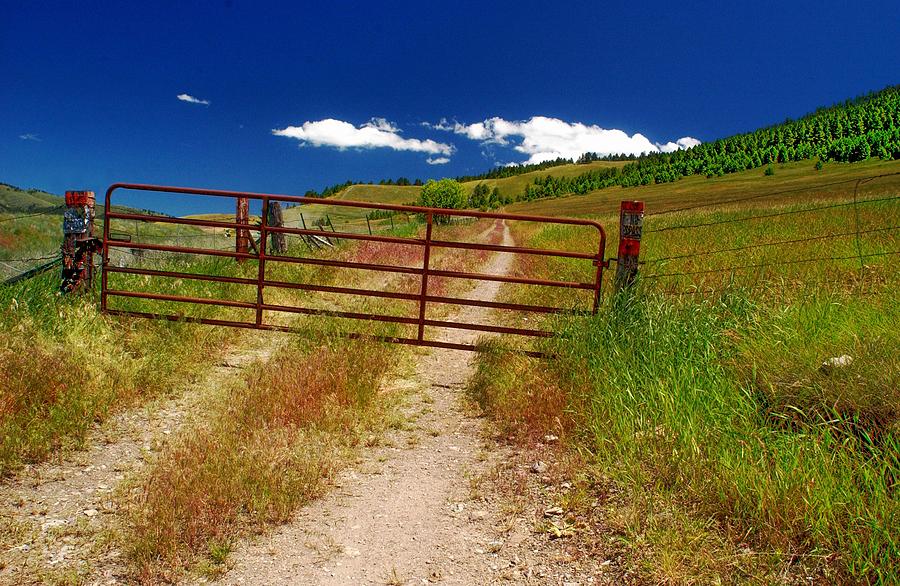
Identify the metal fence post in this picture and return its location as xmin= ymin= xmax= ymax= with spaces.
xmin=615 ymin=200 xmax=644 ymax=292
xmin=61 ymin=190 xmax=99 ymax=293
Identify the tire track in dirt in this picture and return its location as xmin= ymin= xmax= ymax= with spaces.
xmin=217 ymin=222 xmax=537 ymax=585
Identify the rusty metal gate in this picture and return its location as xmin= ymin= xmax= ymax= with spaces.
xmin=100 ymin=183 xmax=607 ymax=355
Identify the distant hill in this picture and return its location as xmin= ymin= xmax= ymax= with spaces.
xmin=0 ymin=183 xmax=64 ymax=213
xmin=507 ymin=157 xmax=900 ymax=218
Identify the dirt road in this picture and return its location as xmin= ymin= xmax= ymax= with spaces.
xmin=215 ymin=224 xmax=519 ymax=585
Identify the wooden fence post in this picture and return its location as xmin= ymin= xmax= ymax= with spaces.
xmin=366 ymin=214 xmax=373 ymax=235
xmin=236 ymin=196 xmax=250 ymax=262
xmin=615 ymin=200 xmax=644 ymax=292
xmin=268 ymin=201 xmax=286 ymax=254
xmin=61 ymin=190 xmax=100 ymax=293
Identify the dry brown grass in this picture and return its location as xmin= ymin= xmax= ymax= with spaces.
xmin=125 ymin=337 xmax=396 ymax=581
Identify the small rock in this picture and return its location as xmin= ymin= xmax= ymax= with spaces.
xmin=450 ymin=502 xmax=465 ymax=513
xmin=83 ymin=508 xmax=99 ymax=517
xmin=543 ymin=506 xmax=564 ymax=518
xmin=820 ymin=354 xmax=853 ymax=374
xmin=543 ymin=434 xmax=559 ymax=443
xmin=560 ymin=482 xmax=572 ymax=490
xmin=530 ymin=461 xmax=547 ymax=474
xmin=470 ymin=510 xmax=488 ymax=520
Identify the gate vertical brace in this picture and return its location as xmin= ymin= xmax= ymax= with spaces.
xmin=417 ymin=212 xmax=433 ymax=341
xmin=256 ymin=198 xmax=269 ymax=327
xmin=591 ymin=237 xmax=606 ymax=314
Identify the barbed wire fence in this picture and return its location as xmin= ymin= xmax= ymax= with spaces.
xmin=634 ymin=170 xmax=900 ymax=297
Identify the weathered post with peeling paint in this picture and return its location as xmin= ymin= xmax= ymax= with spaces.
xmin=236 ymin=196 xmax=250 ymax=262
xmin=268 ymin=201 xmax=286 ymax=254
xmin=615 ymin=200 xmax=644 ymax=292
xmin=61 ymin=190 xmax=101 ymax=293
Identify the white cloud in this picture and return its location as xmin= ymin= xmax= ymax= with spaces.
xmin=273 ymin=118 xmax=454 ymax=157
xmin=426 ymin=157 xmax=450 ymax=165
xmin=362 ymin=117 xmax=399 ymax=132
xmin=177 ymin=93 xmax=210 ymax=106
xmin=657 ymin=136 xmax=702 ymax=153
xmin=436 ymin=116 xmax=699 ymax=164
xmin=19 ymin=133 xmax=41 ymax=141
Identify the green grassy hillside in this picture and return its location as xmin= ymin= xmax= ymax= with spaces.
xmin=507 ymin=157 xmax=900 ymax=217
xmin=460 ymin=160 xmax=627 ymax=198
xmin=0 ymin=183 xmax=63 ymax=213
xmin=281 ymin=184 xmax=421 ymax=232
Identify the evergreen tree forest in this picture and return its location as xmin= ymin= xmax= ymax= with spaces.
xmin=520 ymin=85 xmax=900 ymax=202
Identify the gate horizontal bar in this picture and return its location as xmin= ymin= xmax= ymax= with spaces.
xmin=107 ymin=239 xmax=256 ymax=260
xmin=429 ymin=239 xmax=596 ymax=260
xmin=268 ymin=225 xmax=423 ymax=246
xmin=424 ymin=294 xmax=577 ymax=314
xmin=105 ymin=289 xmax=257 ymax=309
xmin=105 ymin=308 xmax=546 ymax=358
xmin=266 ymin=254 xmax=424 ymax=275
xmin=105 ymin=266 xmax=259 ymax=286
xmin=428 ymin=268 xmax=595 ymax=289
xmin=107 ymin=211 xmax=259 ymax=232
xmin=421 ymin=318 xmax=553 ymax=338
xmin=260 ymin=303 xmax=418 ymax=325
xmin=264 ymin=280 xmax=420 ymax=302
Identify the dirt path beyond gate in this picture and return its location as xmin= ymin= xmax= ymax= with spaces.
xmin=219 ymin=222 xmax=528 ymax=585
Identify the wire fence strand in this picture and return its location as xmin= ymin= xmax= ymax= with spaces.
xmin=643 ymin=225 xmax=900 ymax=263
xmin=644 ymin=194 xmax=900 ymax=234
xmin=643 ymin=250 xmax=900 ymax=280
xmin=644 ymin=170 xmax=900 ymax=219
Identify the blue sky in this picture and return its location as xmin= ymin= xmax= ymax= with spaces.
xmin=2 ymin=1 xmax=898 ymax=214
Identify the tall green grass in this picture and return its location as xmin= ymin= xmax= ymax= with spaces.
xmin=472 ymin=181 xmax=900 ymax=582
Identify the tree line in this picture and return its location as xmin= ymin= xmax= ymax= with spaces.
xmin=520 ymin=85 xmax=900 ymax=202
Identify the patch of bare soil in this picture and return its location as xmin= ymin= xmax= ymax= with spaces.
xmin=0 ymin=334 xmax=288 ymax=585
xmin=216 ymin=224 xmax=620 ymax=586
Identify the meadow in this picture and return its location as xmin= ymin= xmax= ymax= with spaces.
xmin=469 ymin=158 xmax=900 ymax=583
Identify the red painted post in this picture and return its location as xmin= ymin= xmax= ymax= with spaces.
xmin=61 ymin=190 xmax=98 ymax=293
xmin=236 ymin=196 xmax=250 ymax=262
xmin=615 ymin=200 xmax=644 ymax=291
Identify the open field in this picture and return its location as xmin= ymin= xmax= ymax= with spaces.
xmin=1 ymin=153 xmax=898 ymax=583
xmin=470 ymin=159 xmax=900 ymax=583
